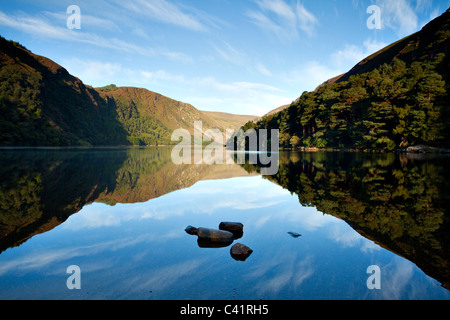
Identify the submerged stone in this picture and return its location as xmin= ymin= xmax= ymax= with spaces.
xmin=185 ymin=225 xmax=198 ymax=235
xmin=197 ymin=238 xmax=233 ymax=248
xmin=197 ymin=227 xmax=235 ymax=244
xmin=288 ymin=231 xmax=302 ymax=238
xmin=219 ymin=222 xmax=244 ymax=239
xmin=230 ymin=243 xmax=253 ymax=261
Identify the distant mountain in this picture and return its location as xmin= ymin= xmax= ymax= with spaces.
xmin=0 ymin=37 xmax=257 ymax=147
xmin=244 ymin=8 xmax=450 ymax=151
xmin=201 ymin=111 xmax=260 ymax=131
xmin=320 ymin=8 xmax=450 ymax=86
xmin=262 ymin=104 xmax=290 ymax=118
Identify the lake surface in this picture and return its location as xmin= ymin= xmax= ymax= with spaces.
xmin=0 ymin=147 xmax=449 ymax=300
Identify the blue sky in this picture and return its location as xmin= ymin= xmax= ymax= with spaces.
xmin=0 ymin=0 xmax=448 ymax=116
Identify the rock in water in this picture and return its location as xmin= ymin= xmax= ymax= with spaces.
xmin=185 ymin=225 xmax=198 ymax=235
xmin=219 ymin=222 xmax=244 ymax=239
xmin=230 ymin=243 xmax=253 ymax=261
xmin=197 ymin=228 xmax=235 ymax=244
xmin=288 ymin=232 xmax=302 ymax=238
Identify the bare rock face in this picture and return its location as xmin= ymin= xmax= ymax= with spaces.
xmin=230 ymin=243 xmax=253 ymax=261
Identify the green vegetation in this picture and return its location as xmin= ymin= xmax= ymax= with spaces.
xmin=96 ymin=84 xmax=118 ymax=92
xmin=244 ymin=9 xmax=450 ymax=151
xmin=0 ymin=36 xmax=255 ymax=147
xmin=246 ymin=54 xmax=448 ymax=151
xmin=0 ymin=35 xmax=129 ymax=146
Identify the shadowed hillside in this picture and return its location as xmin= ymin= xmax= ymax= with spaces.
xmin=0 ymin=37 xmax=256 ymax=147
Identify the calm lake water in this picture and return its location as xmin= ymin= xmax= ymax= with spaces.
xmin=0 ymin=147 xmax=449 ymax=300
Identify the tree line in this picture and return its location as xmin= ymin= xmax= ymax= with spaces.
xmin=243 ymin=54 xmax=449 ymax=151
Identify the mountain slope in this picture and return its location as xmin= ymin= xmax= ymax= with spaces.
xmin=201 ymin=111 xmax=260 ymax=131
xmin=0 ymin=37 xmax=127 ymax=146
xmin=323 ymin=8 xmax=450 ymax=85
xmin=245 ymin=8 xmax=450 ymax=151
xmin=0 ymin=37 xmax=256 ymax=147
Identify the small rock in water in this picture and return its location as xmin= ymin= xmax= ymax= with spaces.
xmin=219 ymin=222 xmax=244 ymax=239
xmin=196 ymin=227 xmax=235 ymax=248
xmin=185 ymin=225 xmax=198 ymax=235
xmin=288 ymin=231 xmax=302 ymax=238
xmin=230 ymin=243 xmax=253 ymax=261
xmin=197 ymin=228 xmax=235 ymax=243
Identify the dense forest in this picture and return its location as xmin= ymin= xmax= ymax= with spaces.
xmin=242 ymin=9 xmax=450 ymax=151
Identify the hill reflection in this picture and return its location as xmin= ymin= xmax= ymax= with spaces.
xmin=0 ymin=147 xmax=253 ymax=253
xmin=0 ymin=148 xmax=449 ymax=290
xmin=240 ymin=151 xmax=450 ymax=290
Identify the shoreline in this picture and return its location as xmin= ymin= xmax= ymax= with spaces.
xmin=280 ymin=144 xmax=450 ymax=154
xmin=1 ymin=144 xmax=450 ymax=155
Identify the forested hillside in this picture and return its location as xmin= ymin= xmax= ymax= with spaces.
xmin=0 ymin=37 xmax=255 ymax=147
xmin=244 ymin=9 xmax=450 ymax=151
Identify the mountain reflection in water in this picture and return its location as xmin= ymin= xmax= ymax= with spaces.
xmin=0 ymin=147 xmax=449 ymax=299
xmin=241 ymin=151 xmax=450 ymax=291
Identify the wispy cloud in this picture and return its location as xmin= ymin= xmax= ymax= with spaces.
xmin=283 ymin=38 xmax=388 ymax=92
xmin=375 ymin=0 xmax=419 ymax=36
xmin=43 ymin=11 xmax=122 ymax=32
xmin=247 ymin=0 xmax=318 ymax=40
xmin=213 ymin=41 xmax=247 ymax=65
xmin=256 ymin=62 xmax=272 ymax=76
xmin=212 ymin=40 xmax=274 ymax=77
xmin=249 ymin=253 xmax=315 ymax=294
xmin=116 ymin=0 xmax=208 ymax=32
xmin=0 ymin=10 xmax=192 ymax=62
xmin=331 ymin=39 xmax=388 ymax=69
xmin=296 ymin=2 xmax=319 ymax=37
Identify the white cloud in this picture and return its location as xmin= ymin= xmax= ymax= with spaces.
xmin=247 ymin=0 xmax=318 ymax=40
xmin=185 ymin=77 xmax=292 ymax=115
xmin=43 ymin=11 xmax=122 ymax=32
xmin=249 ymin=253 xmax=315 ymax=294
xmin=62 ymin=59 xmax=125 ymax=83
xmin=331 ymin=39 xmax=388 ymax=69
xmin=213 ymin=41 xmax=247 ymax=65
xmin=212 ymin=41 xmax=274 ymax=77
xmin=0 ymin=10 xmax=192 ymax=63
xmin=117 ymin=0 xmax=207 ymax=32
xmin=0 ymin=234 xmax=156 ymax=275
xmin=256 ymin=63 xmax=272 ymax=76
xmin=256 ymin=0 xmax=297 ymax=22
xmin=283 ymin=38 xmax=388 ymax=93
xmin=296 ymin=2 xmax=319 ymax=37
xmin=375 ymin=0 xmax=419 ymax=36
xmin=283 ymin=60 xmax=342 ymax=92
